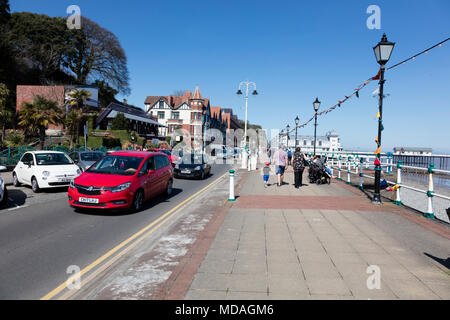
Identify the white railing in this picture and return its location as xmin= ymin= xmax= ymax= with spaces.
xmin=324 ymin=155 xmax=450 ymax=221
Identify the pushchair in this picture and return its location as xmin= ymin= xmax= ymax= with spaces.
xmin=309 ymin=161 xmax=331 ymax=185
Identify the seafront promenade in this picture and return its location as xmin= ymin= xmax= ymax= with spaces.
xmin=84 ymin=168 xmax=450 ymax=300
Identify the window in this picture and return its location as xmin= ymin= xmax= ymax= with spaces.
xmin=311 ymin=141 xmax=314 ymax=146
xmin=158 ymin=111 xmax=165 ymax=119
xmin=159 ymin=100 xmax=164 ymax=109
xmin=319 ymin=141 xmax=322 ymax=146
xmin=303 ymin=140 xmax=307 ymax=146
xmin=147 ymin=156 xmax=156 ymax=171
xmin=155 ymin=155 xmax=168 ymax=169
xmin=172 ymin=112 xmax=180 ymax=120
xmin=21 ymin=153 xmax=34 ymax=165
xmin=138 ymin=158 xmax=148 ymax=177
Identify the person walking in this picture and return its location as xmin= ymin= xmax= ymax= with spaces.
xmin=273 ymin=144 xmax=288 ymax=187
xmin=262 ymin=161 xmax=271 ymax=187
xmin=293 ymin=147 xmax=307 ymax=188
xmin=287 ymin=148 xmax=292 ymax=166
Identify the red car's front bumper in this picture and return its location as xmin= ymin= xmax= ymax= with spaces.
xmin=67 ymin=186 xmax=134 ymax=210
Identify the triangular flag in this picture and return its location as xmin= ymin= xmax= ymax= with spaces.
xmin=355 ymin=91 xmax=359 ymax=98
xmin=372 ymin=71 xmax=381 ymax=80
xmin=381 ymin=124 xmax=384 ymax=131
xmin=375 ymin=136 xmax=379 ymax=144
xmin=374 ymin=149 xmax=381 ymax=156
xmin=375 ymin=111 xmax=380 ymax=118
xmin=372 ymin=87 xmax=380 ymax=95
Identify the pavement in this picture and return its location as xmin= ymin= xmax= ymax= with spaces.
xmin=158 ymin=167 xmax=450 ymax=300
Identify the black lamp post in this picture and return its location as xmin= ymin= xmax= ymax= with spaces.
xmin=286 ymin=124 xmax=290 ymax=148
xmin=372 ymin=33 xmax=395 ymax=204
xmin=295 ymin=116 xmax=299 ymax=148
xmin=313 ymin=98 xmax=320 ymax=156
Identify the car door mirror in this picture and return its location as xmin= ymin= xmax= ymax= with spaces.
xmin=147 ymin=170 xmax=156 ymax=176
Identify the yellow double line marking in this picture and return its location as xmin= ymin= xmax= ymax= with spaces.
xmin=41 ymin=172 xmax=228 ymax=300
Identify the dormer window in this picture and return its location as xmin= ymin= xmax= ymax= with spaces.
xmin=159 ymin=100 xmax=164 ymax=109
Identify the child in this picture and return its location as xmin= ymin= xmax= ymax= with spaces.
xmin=263 ymin=162 xmax=271 ymax=187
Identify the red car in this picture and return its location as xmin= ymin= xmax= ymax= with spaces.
xmin=146 ymin=149 xmax=179 ymax=167
xmin=68 ymin=151 xmax=173 ymax=212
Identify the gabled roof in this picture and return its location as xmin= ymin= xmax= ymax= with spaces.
xmin=96 ymin=102 xmax=164 ymax=127
xmin=210 ymin=106 xmax=222 ymax=120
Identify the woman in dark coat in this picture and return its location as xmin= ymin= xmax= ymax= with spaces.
xmin=292 ymin=147 xmax=307 ymax=188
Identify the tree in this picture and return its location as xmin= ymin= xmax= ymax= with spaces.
xmin=64 ymin=109 xmax=82 ymax=149
xmin=111 ymin=113 xmax=129 ymax=131
xmin=18 ymin=96 xmax=63 ymax=150
xmin=64 ymin=17 xmax=130 ymax=95
xmin=7 ymin=12 xmax=70 ymax=83
xmin=66 ymin=88 xmax=91 ymax=145
xmin=0 ymin=0 xmax=10 ymax=25
xmin=173 ymin=90 xmax=187 ymax=96
xmin=0 ymin=82 xmax=12 ymax=143
xmin=93 ymin=80 xmax=119 ymax=108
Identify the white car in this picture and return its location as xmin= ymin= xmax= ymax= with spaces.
xmin=13 ymin=151 xmax=82 ymax=193
xmin=0 ymin=165 xmax=7 ymax=206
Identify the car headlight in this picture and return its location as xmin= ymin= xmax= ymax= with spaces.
xmin=76 ymin=169 xmax=82 ymax=175
xmin=111 ymin=182 xmax=132 ymax=193
xmin=194 ymin=166 xmax=202 ymax=170
xmin=42 ymin=171 xmax=50 ymax=177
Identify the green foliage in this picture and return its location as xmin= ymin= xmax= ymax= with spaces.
xmin=111 ymin=113 xmax=129 ymax=131
xmin=93 ymin=80 xmax=119 ymax=108
xmin=102 ymin=137 xmax=121 ymax=149
xmin=4 ymin=132 xmax=24 ymax=147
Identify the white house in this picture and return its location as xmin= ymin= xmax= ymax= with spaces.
xmin=393 ymin=147 xmax=433 ymax=155
xmin=282 ymin=130 xmax=343 ymax=152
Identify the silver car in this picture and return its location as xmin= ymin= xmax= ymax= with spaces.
xmin=69 ymin=151 xmax=105 ymax=172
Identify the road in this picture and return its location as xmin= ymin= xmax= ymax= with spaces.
xmin=0 ymin=163 xmax=231 ymax=300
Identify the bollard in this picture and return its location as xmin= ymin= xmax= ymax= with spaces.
xmin=394 ymin=160 xmax=402 ymax=205
xmin=424 ymin=163 xmax=435 ymax=218
xmin=359 ymin=158 xmax=364 ymax=190
xmin=338 ymin=156 xmax=342 ymax=180
xmin=228 ymin=169 xmax=236 ymax=201
xmin=346 ymin=156 xmax=351 ymax=184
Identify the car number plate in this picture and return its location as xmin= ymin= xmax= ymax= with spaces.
xmin=59 ymin=178 xmax=72 ymax=182
xmin=79 ymin=197 xmax=99 ymax=204
xmin=181 ymin=169 xmax=191 ymax=174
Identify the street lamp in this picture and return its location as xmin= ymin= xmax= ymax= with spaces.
xmin=295 ymin=116 xmax=299 ymax=148
xmin=313 ymin=98 xmax=320 ymax=156
xmin=237 ymin=81 xmax=258 ymax=169
xmin=286 ymin=124 xmax=290 ymax=147
xmin=372 ymin=33 xmax=395 ymax=204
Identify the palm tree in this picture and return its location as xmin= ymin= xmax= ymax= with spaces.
xmin=66 ymin=89 xmax=92 ymax=145
xmin=0 ymin=83 xmax=12 ymax=144
xmin=64 ymin=109 xmax=82 ymax=149
xmin=18 ymin=96 xmax=63 ymax=150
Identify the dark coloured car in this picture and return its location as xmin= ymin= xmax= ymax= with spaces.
xmin=174 ymin=154 xmax=211 ymax=180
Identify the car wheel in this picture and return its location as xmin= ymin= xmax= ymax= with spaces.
xmin=0 ymin=187 xmax=7 ymax=206
xmin=132 ymin=190 xmax=144 ymax=212
xmin=165 ymin=179 xmax=173 ymax=197
xmin=31 ymin=177 xmax=40 ymax=193
xmin=13 ymin=173 xmax=20 ymax=187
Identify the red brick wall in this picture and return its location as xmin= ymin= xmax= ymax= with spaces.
xmin=16 ymin=85 xmax=66 ymax=130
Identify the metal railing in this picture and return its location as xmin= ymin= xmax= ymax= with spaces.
xmin=322 ymin=153 xmax=449 ymax=221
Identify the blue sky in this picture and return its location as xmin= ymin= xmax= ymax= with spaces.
xmin=11 ymin=0 xmax=450 ymax=153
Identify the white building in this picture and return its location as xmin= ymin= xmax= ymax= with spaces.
xmin=281 ymin=130 xmax=343 ymax=153
xmin=393 ymin=147 xmax=432 ymax=156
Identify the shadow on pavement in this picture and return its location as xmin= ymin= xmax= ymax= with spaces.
xmin=1 ymin=188 xmax=28 ymax=209
xmin=424 ymin=252 xmax=450 ymax=269
xmin=73 ymin=188 xmax=183 ymax=217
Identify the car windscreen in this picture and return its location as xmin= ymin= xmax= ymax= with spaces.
xmin=159 ymin=150 xmax=171 ymax=156
xmin=181 ymin=154 xmax=204 ymax=164
xmin=86 ymin=155 xmax=144 ymax=176
xmin=80 ymin=152 xmax=104 ymax=162
xmin=36 ymin=153 xmax=73 ymax=166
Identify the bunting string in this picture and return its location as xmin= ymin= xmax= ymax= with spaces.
xmin=282 ymin=36 xmax=449 ymax=137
